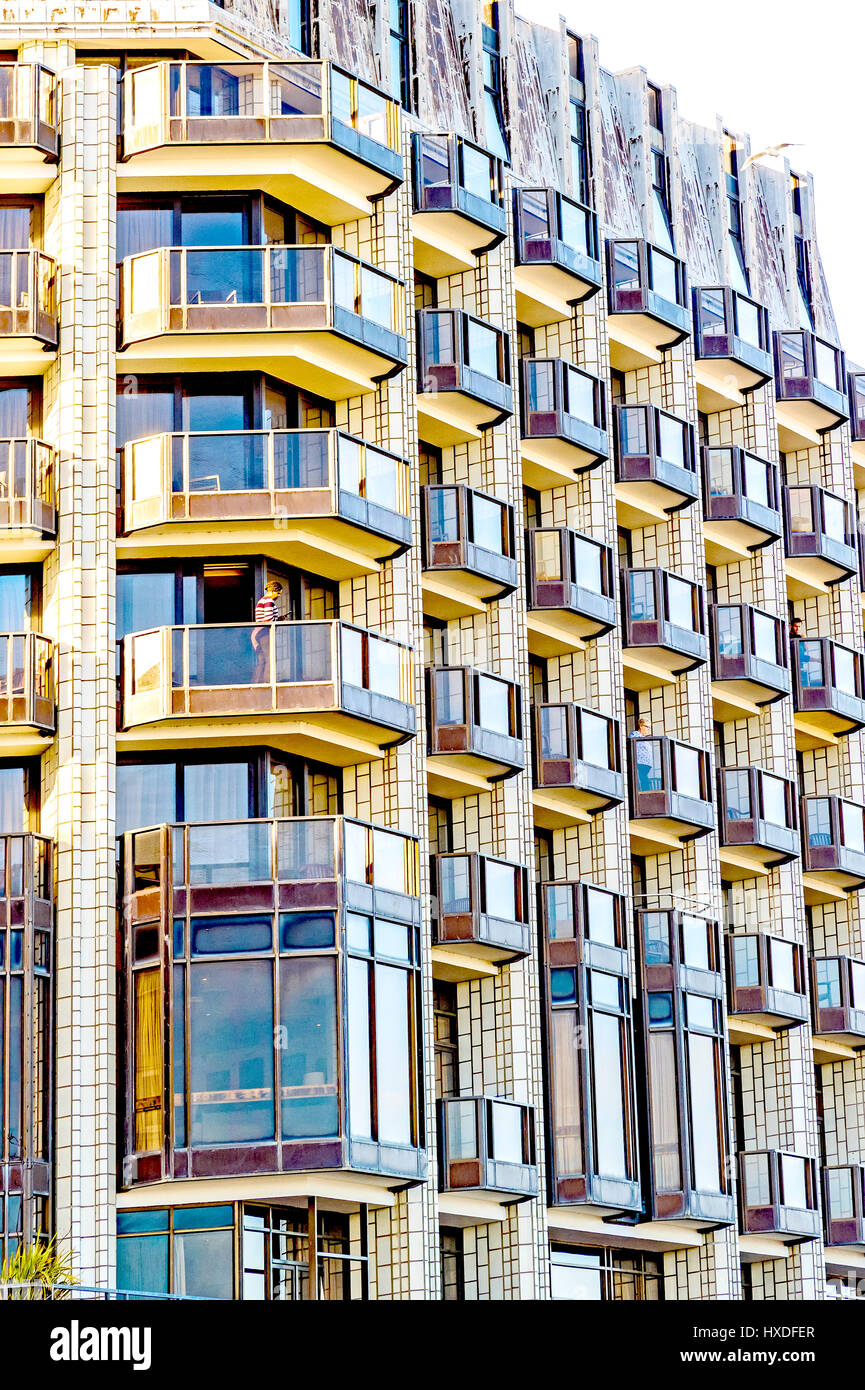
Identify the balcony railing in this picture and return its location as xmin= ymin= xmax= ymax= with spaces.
xmin=614 ymin=402 xmax=698 ymax=515
xmin=701 ymin=445 xmax=781 ymax=556
xmin=783 ymin=484 xmax=857 ymax=586
xmin=422 ymin=484 xmax=517 ymax=606
xmin=773 ymin=329 xmax=848 ymax=435
xmin=692 ymin=286 xmax=771 ymax=393
xmin=122 ymin=59 xmax=401 ymax=182
xmin=0 ymin=249 xmax=57 ymax=347
xmin=606 ymin=238 xmax=690 ymax=351
xmin=0 ymin=438 xmax=55 ymax=537
xmin=710 ymin=603 xmax=789 ymax=712
xmin=513 ymin=187 xmax=601 ymax=320
xmin=622 ymin=567 xmax=707 ymax=681
xmin=717 ymin=766 xmax=799 ymax=875
xmin=426 ymin=665 xmax=524 ymax=788
xmin=520 ymin=357 xmax=608 ymax=484
xmin=121 ymin=815 xmax=425 ymax=1186
xmin=812 ymin=954 xmax=865 ymax=1045
xmin=533 ymin=702 xmax=624 ymax=820
xmin=432 ymin=851 xmax=530 ymax=961
xmin=802 ymin=795 xmax=865 ymax=892
xmin=726 ymin=932 xmax=809 ymax=1029
xmin=824 ymin=1164 xmax=865 ymax=1248
xmin=0 ymin=64 xmax=58 ymax=159
xmin=412 ymin=132 xmax=505 ymax=248
xmin=739 ymin=1150 xmax=820 ymax=1241
xmin=0 ymin=632 xmax=54 ymax=736
xmin=120 ymin=427 xmax=410 ymax=554
xmin=849 ymin=370 xmax=865 ymax=443
xmin=527 ymin=526 xmax=616 ymax=650
xmin=121 ymin=620 xmax=414 ymax=745
xmin=793 ymin=637 xmax=865 ymax=741
xmin=628 ymin=736 xmax=714 ymax=844
xmin=416 ymin=308 xmax=512 ymax=440
xmin=438 ymin=1096 xmax=537 ymax=1201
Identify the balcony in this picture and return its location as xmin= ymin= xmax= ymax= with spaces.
xmin=0 ymin=834 xmax=53 ymax=1258
xmin=416 ymin=308 xmax=511 ymax=445
xmin=519 ymin=358 xmax=608 ymax=489
xmin=412 ymin=133 xmax=505 ymax=275
xmin=431 ymin=852 xmax=530 ymax=980
xmin=726 ymin=933 xmax=809 ymax=1040
xmin=717 ymin=767 xmax=798 ymax=880
xmin=627 ymin=736 xmax=714 ymax=855
xmin=0 ymin=437 xmax=56 ymax=562
xmin=532 ymin=702 xmax=624 ymax=827
xmin=421 ymin=484 xmax=516 ymax=618
xmin=812 ymin=955 xmax=865 ymax=1057
xmin=120 ymin=61 xmax=402 ymax=224
xmin=773 ymin=330 xmax=848 ymax=449
xmin=848 ymin=370 xmax=865 ymax=485
xmin=0 ymin=249 xmax=57 ymax=369
xmin=438 ymin=1098 xmax=537 ymax=1212
xmin=606 ymin=238 xmax=690 ymax=370
xmin=0 ymin=64 xmax=58 ymax=191
xmin=792 ymin=637 xmax=865 ymax=748
xmin=541 ymin=881 xmax=642 ymax=1215
xmin=613 ymin=402 xmax=698 ymax=529
xmin=783 ymin=484 xmax=857 ymax=596
xmin=119 ymin=620 xmax=414 ymax=764
xmin=118 ymin=244 xmax=407 ymax=399
xmin=119 ymin=427 xmax=410 ymax=576
xmin=621 ymin=568 xmax=707 ymax=689
xmin=739 ymin=1151 xmax=820 ymax=1242
xmin=426 ymin=665 xmax=524 ymax=797
xmin=121 ymin=815 xmax=426 ymax=1188
xmin=701 ymin=446 xmax=782 ymax=565
xmin=824 ymin=1165 xmax=865 ymax=1249
xmin=692 ymin=286 xmax=772 ymax=409
xmin=0 ymin=632 xmax=54 ymax=756
xmin=710 ymin=603 xmax=789 ymax=722
xmin=526 ymin=527 xmax=615 ymax=655
xmin=512 ymin=187 xmax=601 ymax=325
xmin=802 ymin=796 xmax=865 ymax=904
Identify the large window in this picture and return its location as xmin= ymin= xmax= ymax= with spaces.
xmin=550 ymin=1245 xmax=663 ymax=1300
xmin=389 ymin=0 xmax=413 ymax=111
xmin=481 ymin=5 xmax=508 ymax=161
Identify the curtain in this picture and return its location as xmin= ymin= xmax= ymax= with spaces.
xmin=134 ymin=968 xmax=163 ymax=1152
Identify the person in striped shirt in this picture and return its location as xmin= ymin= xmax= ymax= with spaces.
xmin=252 ymin=580 xmax=284 ymax=682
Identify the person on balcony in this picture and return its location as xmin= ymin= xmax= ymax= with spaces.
xmin=629 ymin=716 xmax=658 ymax=792
xmin=252 ymin=580 xmax=284 ymax=683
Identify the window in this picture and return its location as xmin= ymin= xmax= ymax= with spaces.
xmin=284 ymin=0 xmax=312 ymax=55
xmin=389 ymin=0 xmax=413 ymax=111
xmin=441 ymin=1228 xmax=464 ymax=1300
xmin=723 ymin=133 xmax=749 ymax=294
xmin=569 ymin=98 xmax=589 ymax=204
xmin=242 ymin=1202 xmax=368 ymax=1300
xmin=481 ymin=6 xmax=508 ymax=162
xmin=434 ymin=983 xmax=458 ymax=1099
xmin=117 ymin=1205 xmax=234 ymax=1300
xmin=550 ymin=1246 xmax=663 ymax=1301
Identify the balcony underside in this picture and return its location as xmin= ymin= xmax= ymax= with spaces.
xmin=427 ymin=751 xmax=521 ymax=798
xmin=0 ymin=724 xmax=54 ymax=757
xmin=546 ymin=1205 xmax=706 ymax=1254
xmin=421 ymin=568 xmax=511 ymax=620
xmin=628 ymin=815 xmax=711 ymax=856
xmin=718 ymin=841 xmax=793 ymax=882
xmin=532 ymin=782 xmax=619 ymax=828
xmin=0 ymin=336 xmax=55 ymax=373
xmin=520 ymin=434 xmax=603 ymax=490
xmin=0 ymin=527 xmax=55 ymax=565
xmin=117 ymin=1164 xmax=413 ymax=1209
xmin=794 ymin=710 xmax=858 ymax=751
xmin=615 ymin=478 xmax=693 ymax=531
xmin=513 ymin=261 xmax=596 ymax=328
xmin=117 ymin=514 xmax=402 ymax=578
xmin=694 ymin=356 xmax=764 ymax=413
xmin=622 ymin=645 xmax=698 ymax=690
xmin=813 ymin=1032 xmax=865 ymax=1064
xmin=430 ymin=944 xmax=501 ymax=983
xmin=118 ymin=706 xmax=412 ymax=764
xmin=118 ymin=329 xmax=403 ymax=401
xmin=437 ymin=1190 xmax=525 ymax=1225
xmin=785 ymin=554 xmax=852 ymax=600
xmin=775 ymin=400 xmax=840 ymax=452
xmin=703 ymin=518 xmax=779 ymax=566
xmin=412 ymin=210 xmax=501 ymax=278
xmin=0 ymin=148 xmax=57 ymax=196
xmin=416 ymin=389 xmax=507 ymax=446
xmin=802 ymin=869 xmax=864 ymax=905
xmin=118 ymin=143 xmax=395 ymax=225
xmin=851 ymin=439 xmax=865 ymax=489
xmin=527 ymin=608 xmax=606 ymax=657
xmin=607 ymin=313 xmax=675 ymax=371
xmin=711 ymin=679 xmax=785 ymax=723
xmin=726 ymin=1014 xmax=786 ymax=1046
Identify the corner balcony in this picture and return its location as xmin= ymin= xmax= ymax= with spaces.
xmin=692 ymin=286 xmax=771 ymax=410
xmin=519 ymin=357 xmax=608 ymax=489
xmin=412 ymin=133 xmax=505 ymax=275
xmin=119 ymin=620 xmax=414 ymax=764
xmin=421 ymin=484 xmax=516 ymax=619
xmin=0 ymin=632 xmax=54 ymax=756
xmin=0 ymin=833 xmax=53 ymax=1254
xmin=526 ymin=527 xmax=615 ymax=655
xmin=118 ymin=244 xmax=407 ymax=400
xmin=848 ymin=370 xmax=865 ymax=486
xmin=426 ymin=665 xmax=523 ymax=797
xmin=120 ymin=60 xmax=402 ymax=223
xmin=119 ymin=427 xmax=409 ymax=577
xmin=0 ymin=249 xmax=57 ymax=369
xmin=802 ymin=796 xmax=865 ymax=904
xmin=512 ymin=187 xmax=601 ymax=325
xmin=438 ymin=1098 xmax=537 ymax=1218
xmin=793 ymin=637 xmax=865 ymax=749
xmin=606 ymin=238 xmax=690 ymax=370
xmin=783 ymin=484 xmax=857 ymax=597
xmin=773 ymin=330 xmax=848 ymax=450
xmin=416 ymin=308 xmax=511 ymax=445
xmin=710 ymin=603 xmax=789 ymax=722
xmin=824 ymin=1165 xmax=865 ymax=1250
xmin=812 ymin=955 xmax=865 ymax=1057
xmin=717 ymin=766 xmax=798 ymax=881
xmin=0 ymin=438 xmax=56 ymax=563
xmin=613 ymin=402 xmax=698 ymax=529
xmin=621 ymin=567 xmax=707 ymax=689
xmin=431 ymin=851 xmax=530 ymax=980
xmin=726 ymin=932 xmax=809 ymax=1041
xmin=739 ymin=1151 xmax=820 ymax=1243
xmin=121 ymin=815 xmax=427 ymax=1190
xmin=627 ymin=735 xmax=713 ymax=855
xmin=532 ymin=701 xmax=624 ymax=827
xmin=701 ymin=445 xmax=781 ymax=565
xmin=0 ymin=64 xmax=58 ymax=192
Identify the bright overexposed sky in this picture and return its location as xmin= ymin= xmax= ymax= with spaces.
xmin=519 ymin=0 xmax=865 ymax=363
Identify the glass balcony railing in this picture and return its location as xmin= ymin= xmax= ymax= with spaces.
xmin=121 ymin=427 xmax=410 ymax=551
xmin=0 ymin=249 xmax=57 ymax=347
xmin=717 ymin=766 xmax=798 ymax=871
xmin=432 ymin=851 xmax=530 ymax=961
xmin=726 ymin=932 xmax=809 ymax=1028
xmin=793 ymin=637 xmax=865 ymax=739
xmin=520 ymin=357 xmax=608 ymax=482
xmin=824 ymin=1164 xmax=865 ymax=1248
xmin=710 ymin=602 xmax=789 ymax=708
xmin=412 ymin=132 xmax=506 ymax=243
xmin=783 ymin=483 xmax=857 ymax=584
xmin=606 ymin=238 xmax=690 ymax=347
xmin=0 ymin=438 xmax=55 ymax=537
xmin=774 ymin=329 xmax=848 ymax=432
xmin=417 ymin=307 xmax=512 ymax=431
xmin=0 ymin=64 xmax=58 ymax=159
xmin=121 ymin=620 xmax=415 ymax=742
xmin=692 ymin=286 xmax=771 ymax=389
xmin=513 ymin=187 xmax=601 ymax=316
xmin=802 ymin=795 xmax=865 ymax=891
xmin=533 ymin=701 xmax=624 ymax=818
xmin=739 ymin=1150 xmax=820 ymax=1241
xmin=122 ymin=60 xmax=402 ymax=184
xmin=0 ymin=632 xmax=54 ymax=736
xmin=121 ymin=815 xmax=425 ymax=1187
xmin=438 ymin=1096 xmax=537 ymax=1201
xmin=614 ymin=402 xmax=698 ymax=512
xmin=701 ymin=445 xmax=781 ymax=550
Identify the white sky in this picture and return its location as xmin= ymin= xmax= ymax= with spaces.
xmin=519 ymin=0 xmax=865 ymax=362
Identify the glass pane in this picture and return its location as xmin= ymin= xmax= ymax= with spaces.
xmin=658 ymin=413 xmax=686 ymax=467
xmin=559 ymin=198 xmax=589 ymax=255
xmin=347 ymin=957 xmax=371 ymax=1138
xmin=770 ymin=939 xmax=796 ymax=994
xmin=681 ymin=916 xmax=710 ymax=971
xmin=585 ymin=887 xmax=616 ymax=945
xmin=572 ymin=536 xmax=604 ymax=594
xmin=435 ymin=669 xmax=464 ymax=725
xmin=827 ymin=1168 xmax=855 ymax=1220
xmin=751 ymin=611 xmax=777 ymax=664
xmin=781 ymin=1155 xmax=808 ymax=1210
xmin=447 ymin=1099 xmax=477 ymax=1159
xmin=643 ymin=914 xmax=670 ymax=964
xmin=688 ymin=1032 xmax=722 ymax=1192
xmin=612 ymin=241 xmax=640 ymax=290
xmin=716 ymin=607 xmax=743 ymax=657
xmin=580 ymin=711 xmax=611 ymax=769
xmin=674 ymin=745 xmax=701 ymax=799
xmin=546 ymin=884 xmax=575 ymax=940
xmin=460 ymin=142 xmax=496 ymax=203
xmin=490 ymin=1101 xmax=523 ymax=1163
xmin=563 ymin=367 xmax=595 ymax=423
xmin=815 ymin=959 xmax=841 ymax=1009
xmin=787 ymin=488 xmax=813 ymax=533
xmin=797 ymin=640 xmax=823 ymax=688
xmin=372 ymin=827 xmax=406 ymax=893
xmin=592 ymin=1011 xmax=628 ymax=1179
xmin=742 ymin=453 xmax=770 ymax=507
xmin=367 ymin=636 xmax=401 ymax=700
xmin=628 ymin=571 xmax=655 ymax=621
xmin=189 ymin=959 xmax=274 ymax=1143
xmin=476 ymin=674 xmax=510 ymax=735
xmin=633 ymin=738 xmax=662 ymax=792
xmin=707 ymin=448 xmax=733 ymax=496
xmin=842 ymin=801 xmax=865 ymax=853
xmin=277 ymin=819 xmax=334 ymax=882
xmin=173 ymin=1229 xmax=233 ymax=1300
xmin=466 ymin=318 xmax=500 ymax=380
xmin=472 ymin=494 xmax=505 ymax=554
xmin=806 ymin=798 xmax=831 ymax=846
xmin=540 ymin=704 xmax=568 ymax=760
xmin=439 ymin=856 xmax=471 ymax=914
xmin=551 ymin=1011 xmax=582 ymax=1174
xmin=484 ymin=859 xmax=517 ymax=920
xmin=736 ymin=295 xmax=762 ymax=348
xmin=648 ymin=1031 xmax=681 ymax=1189
xmin=666 ymin=576 xmax=694 ymax=630
xmin=187 ymin=822 xmax=271 ymax=885
xmin=761 ymin=773 xmax=788 ymax=827
xmin=650 ymin=248 xmax=679 ymax=302
xmin=726 ymin=771 xmax=752 ymax=822
xmin=743 ymin=1152 xmax=770 ymax=1206
xmin=814 ymin=339 xmax=838 ymax=388
xmin=833 ymin=645 xmax=856 ymax=696
xmin=822 ymin=493 xmax=847 ymax=543
xmin=375 ymin=963 xmax=413 ymax=1145
xmin=533 ymin=530 xmax=562 ymax=582
xmin=279 ymin=956 xmax=338 ymax=1139
xmin=733 ymin=936 xmax=760 ymax=988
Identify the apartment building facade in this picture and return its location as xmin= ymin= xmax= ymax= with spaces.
xmin=0 ymin=0 xmax=863 ymax=1301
